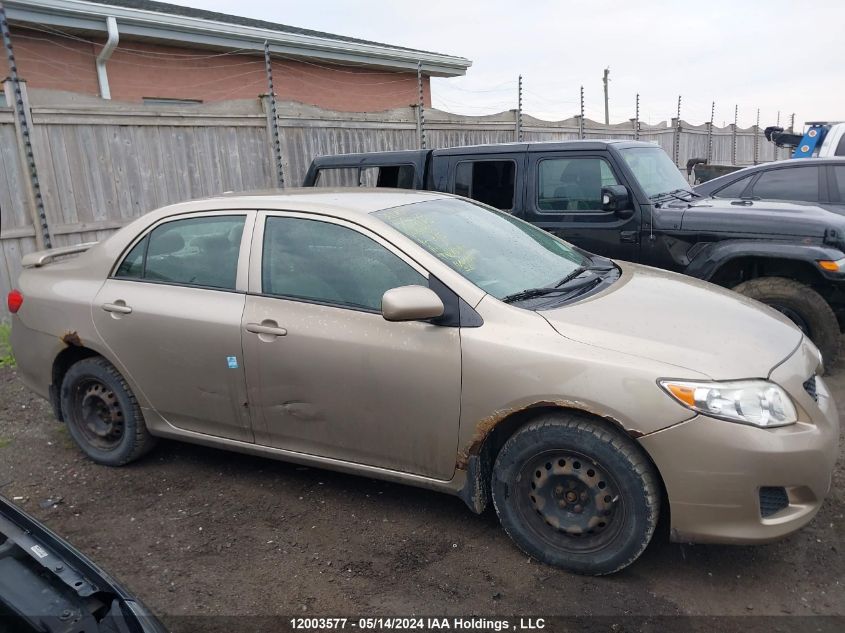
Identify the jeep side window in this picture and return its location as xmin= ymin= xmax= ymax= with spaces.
xmin=453 ymin=160 xmax=516 ymax=210
xmin=833 ymin=166 xmax=845 ymax=201
xmin=750 ymin=166 xmax=819 ymax=202
xmin=315 ymin=167 xmax=360 ymax=187
xmin=712 ymin=175 xmax=753 ymax=198
xmin=538 ymin=158 xmax=619 ymax=212
xmin=360 ymin=165 xmax=416 ymax=189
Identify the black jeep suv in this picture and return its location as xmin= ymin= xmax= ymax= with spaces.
xmin=305 ymin=140 xmax=845 ymax=363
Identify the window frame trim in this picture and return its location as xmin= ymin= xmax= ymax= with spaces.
xmin=109 ymin=210 xmax=256 ymax=293
xmin=533 ymin=154 xmax=622 ymax=216
xmin=249 ymin=210 xmax=431 ymax=314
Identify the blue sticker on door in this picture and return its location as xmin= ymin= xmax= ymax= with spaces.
xmin=226 ymin=356 xmax=239 ymax=369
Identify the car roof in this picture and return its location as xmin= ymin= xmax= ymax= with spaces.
xmin=694 ymin=157 xmax=845 ymax=193
xmin=152 ymin=188 xmax=452 ymax=221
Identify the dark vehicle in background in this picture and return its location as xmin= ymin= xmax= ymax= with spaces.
xmin=694 ymin=158 xmax=845 ymax=212
xmin=0 ymin=495 xmax=166 ymax=633
xmin=304 ymin=141 xmax=845 ymax=363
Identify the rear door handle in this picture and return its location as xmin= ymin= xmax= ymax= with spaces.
xmin=245 ymin=322 xmax=287 ymax=337
xmin=101 ymin=302 xmax=132 ymax=314
xmin=620 ymin=230 xmax=638 ymax=243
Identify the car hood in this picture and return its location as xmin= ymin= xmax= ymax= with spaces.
xmin=539 ymin=262 xmax=802 ymax=379
xmin=681 ymin=198 xmax=845 ymax=239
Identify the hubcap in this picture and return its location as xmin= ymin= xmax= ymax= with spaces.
xmin=72 ymin=380 xmax=124 ymax=450
xmin=518 ymin=451 xmax=623 ymax=552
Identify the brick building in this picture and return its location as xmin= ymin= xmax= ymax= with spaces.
xmin=3 ymin=0 xmax=471 ymax=111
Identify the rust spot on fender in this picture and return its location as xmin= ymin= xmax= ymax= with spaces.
xmin=455 ymin=399 xmax=629 ymax=469
xmin=61 ymin=331 xmax=82 ymax=347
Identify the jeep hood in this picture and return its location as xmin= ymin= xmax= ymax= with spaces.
xmin=681 ymin=198 xmax=845 ymax=239
xmin=539 ymin=262 xmax=802 ymax=379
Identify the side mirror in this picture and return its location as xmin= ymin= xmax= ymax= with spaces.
xmin=381 ymin=285 xmax=444 ymax=322
xmin=601 ymin=185 xmax=634 ymax=218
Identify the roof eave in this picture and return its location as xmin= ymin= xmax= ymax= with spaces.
xmin=4 ymin=0 xmax=472 ymax=77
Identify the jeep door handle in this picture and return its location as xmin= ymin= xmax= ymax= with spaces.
xmin=245 ymin=322 xmax=288 ymax=337
xmin=101 ymin=302 xmax=132 ymax=314
xmin=620 ymin=230 xmax=638 ymax=243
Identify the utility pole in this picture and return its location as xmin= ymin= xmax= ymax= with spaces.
xmin=1 ymin=2 xmax=51 ymax=249
xmin=602 ymin=67 xmax=610 ymax=126
xmin=263 ymin=40 xmax=284 ymax=188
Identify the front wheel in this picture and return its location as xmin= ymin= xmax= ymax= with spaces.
xmin=60 ymin=357 xmax=156 ymax=466
xmin=491 ymin=412 xmax=660 ymax=575
xmin=733 ymin=277 xmax=840 ymax=366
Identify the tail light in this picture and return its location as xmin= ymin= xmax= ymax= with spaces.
xmin=7 ymin=289 xmax=23 ymax=313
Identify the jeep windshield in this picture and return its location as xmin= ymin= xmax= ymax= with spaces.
xmin=619 ymin=146 xmax=693 ymax=199
xmin=374 ymin=197 xmax=615 ymax=303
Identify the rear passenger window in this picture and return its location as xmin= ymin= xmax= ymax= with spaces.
xmin=262 ymin=217 xmax=426 ymax=311
xmin=750 ymin=167 xmax=819 ymax=202
xmin=453 ymin=160 xmax=516 ymax=210
xmin=115 ymin=236 xmax=148 ymax=279
xmin=114 ymin=216 xmax=245 ymax=290
xmin=713 ymin=175 xmax=752 ymax=198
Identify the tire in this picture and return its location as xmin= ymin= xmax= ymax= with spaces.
xmin=491 ymin=412 xmax=660 ymax=575
xmin=733 ymin=277 xmax=840 ymax=366
xmin=60 ymin=357 xmax=156 ymax=466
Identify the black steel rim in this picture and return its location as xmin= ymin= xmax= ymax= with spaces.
xmin=516 ymin=450 xmax=624 ymax=554
xmin=70 ymin=378 xmax=125 ymax=451
xmin=768 ymin=303 xmax=811 ymax=336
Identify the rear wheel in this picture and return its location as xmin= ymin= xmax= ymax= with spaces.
xmin=60 ymin=357 xmax=156 ymax=466
xmin=491 ymin=412 xmax=660 ymax=575
xmin=733 ymin=277 xmax=840 ymax=366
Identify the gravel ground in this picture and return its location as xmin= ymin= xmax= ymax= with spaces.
xmin=0 ymin=356 xmax=843 ymax=632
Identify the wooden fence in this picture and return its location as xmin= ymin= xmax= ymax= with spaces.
xmin=0 ymin=83 xmax=781 ymax=308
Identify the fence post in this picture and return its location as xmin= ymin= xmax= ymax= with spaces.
xmin=263 ymin=40 xmax=285 ymax=188
xmin=672 ymin=95 xmax=682 ymax=166
xmin=634 ymin=93 xmax=640 ymax=140
xmin=516 ymin=74 xmax=523 ymax=142
xmin=2 ymin=4 xmax=51 ymax=250
xmin=578 ymin=86 xmax=585 ymax=139
xmin=417 ymin=61 xmax=427 ymax=149
xmin=753 ymin=108 xmax=760 ymax=165
xmin=731 ymin=105 xmax=738 ymax=165
xmin=706 ymin=101 xmax=714 ymax=164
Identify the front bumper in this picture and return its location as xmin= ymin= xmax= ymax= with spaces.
xmin=640 ymin=339 xmax=839 ymax=544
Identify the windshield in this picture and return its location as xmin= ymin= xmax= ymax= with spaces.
xmin=619 ymin=146 xmax=690 ymax=197
xmin=374 ymin=198 xmax=588 ymax=299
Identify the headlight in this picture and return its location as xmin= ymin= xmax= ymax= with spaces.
xmin=659 ymin=379 xmax=797 ymax=427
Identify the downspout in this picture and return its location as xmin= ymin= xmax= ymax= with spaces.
xmin=96 ymin=16 xmax=119 ymax=100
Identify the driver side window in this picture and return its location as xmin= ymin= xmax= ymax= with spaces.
xmin=538 ymin=157 xmax=619 ymax=212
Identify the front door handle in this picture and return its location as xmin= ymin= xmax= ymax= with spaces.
xmin=245 ymin=321 xmax=288 ymax=337
xmin=101 ymin=302 xmax=132 ymax=314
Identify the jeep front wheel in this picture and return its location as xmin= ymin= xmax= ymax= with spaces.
xmin=733 ymin=277 xmax=840 ymax=365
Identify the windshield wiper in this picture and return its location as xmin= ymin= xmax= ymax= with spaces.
xmin=649 ymin=188 xmax=700 ymax=204
xmin=501 ymin=265 xmax=614 ymax=304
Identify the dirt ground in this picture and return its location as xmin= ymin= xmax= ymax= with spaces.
xmin=0 ymin=356 xmax=843 ymax=632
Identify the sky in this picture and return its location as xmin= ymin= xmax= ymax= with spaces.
xmin=166 ymin=0 xmax=844 ymax=129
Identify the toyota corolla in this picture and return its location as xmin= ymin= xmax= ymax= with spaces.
xmin=8 ymin=190 xmax=839 ymax=574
